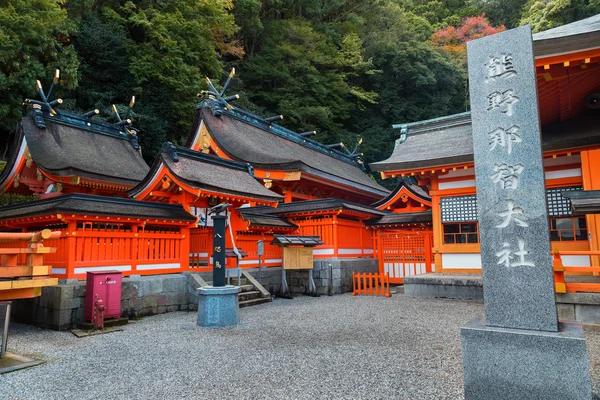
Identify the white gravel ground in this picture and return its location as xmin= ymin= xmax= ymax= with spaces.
xmin=1 ymin=293 xmax=600 ymax=399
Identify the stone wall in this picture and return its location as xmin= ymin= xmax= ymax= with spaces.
xmin=287 ymin=258 xmax=378 ymax=295
xmin=10 ymin=258 xmax=377 ymax=330
xmin=11 ymin=274 xmax=191 ymax=331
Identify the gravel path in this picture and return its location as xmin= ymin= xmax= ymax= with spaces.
xmin=1 ymin=293 xmax=600 ymax=399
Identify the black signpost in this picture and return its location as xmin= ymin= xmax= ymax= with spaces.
xmin=197 ymin=203 xmax=241 ymax=327
xmin=210 ymin=206 xmax=228 ymax=287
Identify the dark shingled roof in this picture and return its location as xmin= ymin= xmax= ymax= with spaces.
xmin=22 ymin=113 xmax=149 ymax=185
xmin=0 ymin=120 xmax=28 ymax=194
xmin=191 ymin=106 xmax=388 ymax=197
xmin=561 ymin=190 xmax=600 ymax=215
xmin=371 ymin=181 xmax=431 ymax=208
xmin=367 ymin=210 xmax=432 ymax=226
xmin=129 ymin=144 xmax=283 ymax=202
xmin=0 ymin=194 xmax=196 ymax=222
xmin=371 ymin=111 xmax=600 ymax=172
xmin=533 ymin=14 xmax=600 ymax=58
xmin=271 ymin=234 xmax=324 ymax=246
xmin=241 ymin=198 xmax=387 ymax=218
xmin=238 ymin=210 xmax=298 ymax=230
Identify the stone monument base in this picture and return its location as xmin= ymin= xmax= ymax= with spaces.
xmin=196 ymin=286 xmax=241 ymax=327
xmin=461 ymin=318 xmax=591 ymax=399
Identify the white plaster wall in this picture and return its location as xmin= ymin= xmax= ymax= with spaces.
xmin=561 ymin=255 xmax=591 ymax=267
xmin=438 ymin=179 xmax=477 ymax=190
xmin=442 ymin=253 xmax=482 ymax=269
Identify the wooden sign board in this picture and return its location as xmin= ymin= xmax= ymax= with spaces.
xmin=283 ymin=247 xmax=314 ymax=270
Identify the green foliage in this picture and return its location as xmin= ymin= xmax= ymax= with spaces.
xmin=0 ymin=0 xmax=79 ymax=134
xmin=0 ymin=0 xmax=597 ymax=179
xmin=241 ymin=18 xmax=378 ymax=144
xmin=520 ymin=0 xmax=600 ymax=32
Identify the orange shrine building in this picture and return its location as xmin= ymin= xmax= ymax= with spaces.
xmin=370 ymin=14 xmax=600 ymax=284
xmin=0 ymin=65 xmax=391 ymax=289
xmin=1 ymin=15 xmax=600 ymax=300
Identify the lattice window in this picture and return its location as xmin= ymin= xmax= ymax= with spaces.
xmin=441 ymin=195 xmax=478 ymax=223
xmin=546 ymin=186 xmax=581 ymax=217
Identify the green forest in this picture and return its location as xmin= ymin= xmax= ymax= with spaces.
xmin=1 ymin=0 xmax=599 ymax=176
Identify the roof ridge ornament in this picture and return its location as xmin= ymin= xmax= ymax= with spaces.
xmin=162 ymin=142 xmax=180 ymax=162
xmin=23 ymin=69 xmax=63 ymax=128
xmin=198 ymin=68 xmax=239 ymax=117
xmin=112 ymin=96 xmax=141 ymax=150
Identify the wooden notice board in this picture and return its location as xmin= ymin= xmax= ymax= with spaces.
xmin=283 ymin=247 xmax=314 ymax=270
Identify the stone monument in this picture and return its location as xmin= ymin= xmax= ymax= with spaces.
xmin=196 ymin=204 xmax=241 ymax=327
xmin=460 ymin=25 xmax=592 ymax=399
xmin=0 ymin=301 xmax=11 ymax=358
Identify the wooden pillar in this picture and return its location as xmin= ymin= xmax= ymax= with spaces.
xmin=131 ymin=225 xmax=139 ymax=275
xmin=180 ymin=226 xmax=190 ymax=271
xmin=430 ymin=175 xmax=443 ymax=272
xmin=332 ymin=214 xmax=339 ymax=257
xmin=581 ymin=149 xmax=600 ymax=266
xmin=66 ymin=221 xmax=77 ymax=279
xmin=284 ymin=190 xmax=292 ymax=203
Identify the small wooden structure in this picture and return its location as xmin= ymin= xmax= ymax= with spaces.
xmin=271 ymin=234 xmax=323 ymax=296
xmin=0 ymin=229 xmax=60 ymax=300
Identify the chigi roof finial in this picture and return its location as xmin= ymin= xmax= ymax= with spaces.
xmin=22 ymin=69 xmax=63 ymax=128
xmin=198 ymin=68 xmax=240 ymax=116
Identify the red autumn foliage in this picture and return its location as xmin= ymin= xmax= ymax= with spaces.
xmin=432 ymin=15 xmax=505 ymax=56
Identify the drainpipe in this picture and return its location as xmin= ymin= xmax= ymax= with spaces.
xmin=328 ymin=262 xmax=333 ymax=296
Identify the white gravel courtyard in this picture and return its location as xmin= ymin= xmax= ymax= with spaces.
xmin=2 ymin=293 xmax=600 ymax=399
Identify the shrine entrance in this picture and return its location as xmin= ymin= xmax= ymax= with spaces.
xmin=378 ymin=230 xmax=433 ymax=283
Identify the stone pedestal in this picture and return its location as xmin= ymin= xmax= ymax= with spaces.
xmin=196 ymin=286 xmax=241 ymax=327
xmin=461 ymin=318 xmax=592 ymax=399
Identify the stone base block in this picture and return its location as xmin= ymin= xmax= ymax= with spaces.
xmin=196 ymin=286 xmax=241 ymax=327
xmin=461 ymin=318 xmax=591 ymax=399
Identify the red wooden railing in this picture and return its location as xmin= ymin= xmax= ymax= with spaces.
xmin=1 ymin=226 xmax=188 ymax=279
xmin=294 ymin=217 xmax=374 ymax=258
xmin=352 ymin=272 xmax=391 ymax=297
xmin=553 ymin=250 xmax=600 ymax=293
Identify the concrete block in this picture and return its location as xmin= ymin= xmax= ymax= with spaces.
xmin=461 ymin=318 xmax=591 ymax=399
xmin=575 ymin=304 xmax=600 ymax=325
xmin=121 ymin=284 xmax=139 ymax=301
xmin=142 ymin=296 xmax=157 ymax=309
xmin=142 ymin=279 xmax=164 ymax=296
xmin=73 ymin=284 xmax=86 ymax=298
xmin=196 ymin=286 xmax=240 ymax=327
xmin=557 ymin=303 xmax=575 ymax=320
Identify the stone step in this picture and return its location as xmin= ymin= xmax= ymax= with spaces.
xmin=239 ymin=284 xmax=254 ymax=293
xmin=238 ymin=290 xmax=262 ymax=302
xmin=239 ymin=297 xmax=271 ymax=308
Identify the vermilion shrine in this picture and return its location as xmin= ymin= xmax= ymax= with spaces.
xmin=0 ymin=14 xmax=600 ymax=308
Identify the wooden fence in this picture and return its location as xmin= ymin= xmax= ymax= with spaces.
xmin=0 ymin=229 xmax=60 ymax=300
xmin=352 ymin=272 xmax=391 ymax=298
xmin=553 ymin=250 xmax=600 ymax=293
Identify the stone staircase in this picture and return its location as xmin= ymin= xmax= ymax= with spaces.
xmin=229 ymin=276 xmax=272 ymax=308
xmin=192 ymin=272 xmax=272 ymax=309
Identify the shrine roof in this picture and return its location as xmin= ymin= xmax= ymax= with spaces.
xmin=129 ymin=143 xmax=283 ymax=202
xmin=0 ymin=194 xmax=195 ymax=222
xmin=271 ymin=234 xmax=324 ymax=246
xmin=371 ymin=111 xmax=600 ymax=172
xmin=533 ymin=14 xmax=600 ymax=58
xmin=19 ymin=110 xmax=149 ymax=185
xmin=189 ymin=105 xmax=388 ymax=197
xmin=371 ymin=180 xmax=431 ymax=208
xmin=366 ymin=210 xmax=432 ymax=226
xmin=561 ymin=190 xmax=600 ymax=215
xmin=238 ymin=210 xmax=298 ymax=230
xmin=240 ymin=198 xmax=387 ymax=218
